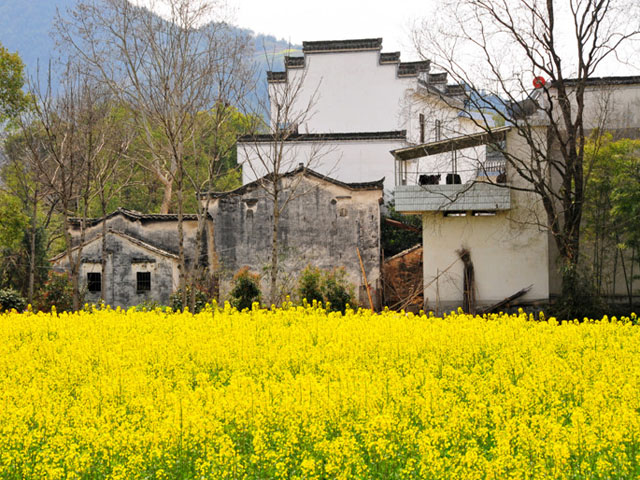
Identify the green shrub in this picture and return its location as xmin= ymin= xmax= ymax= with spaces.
xmin=297 ymin=266 xmax=324 ymax=305
xmin=34 ymin=271 xmax=74 ymax=312
xmin=322 ymin=268 xmax=354 ymax=313
xmin=135 ymin=299 xmax=167 ymax=312
xmin=170 ymin=286 xmax=209 ymax=313
xmin=553 ymin=264 xmax=606 ymax=320
xmin=297 ymin=266 xmax=354 ymax=313
xmin=230 ymin=267 xmax=261 ymax=311
xmin=0 ymin=288 xmax=27 ymax=312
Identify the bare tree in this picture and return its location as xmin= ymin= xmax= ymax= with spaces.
xmin=18 ymin=63 xmax=113 ymax=309
xmin=413 ymin=0 xmax=640 ymax=312
xmin=183 ymin=35 xmax=255 ymax=310
xmin=242 ymin=63 xmax=333 ymax=305
xmin=57 ymin=0 xmax=254 ymax=305
xmin=91 ymin=108 xmax=135 ymax=303
xmin=0 ymin=131 xmax=57 ymax=305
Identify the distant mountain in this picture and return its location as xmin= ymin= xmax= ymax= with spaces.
xmin=0 ymin=0 xmax=299 ymax=102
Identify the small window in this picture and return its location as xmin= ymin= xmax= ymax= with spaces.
xmin=136 ymin=272 xmax=151 ymax=292
xmin=87 ymin=272 xmax=101 ymax=293
xmin=419 ymin=113 xmax=425 ymax=143
xmin=472 ymin=211 xmax=497 ymax=217
xmin=444 ymin=211 xmax=467 ymax=217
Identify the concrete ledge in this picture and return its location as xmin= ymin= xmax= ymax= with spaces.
xmin=394 ymin=183 xmax=511 ymax=213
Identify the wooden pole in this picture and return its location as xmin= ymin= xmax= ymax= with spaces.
xmin=357 ymin=247 xmax=375 ymax=311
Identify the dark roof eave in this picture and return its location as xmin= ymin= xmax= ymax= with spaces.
xmin=392 ymin=127 xmax=512 ymax=161
xmin=68 ymin=208 xmax=204 ymax=226
xmin=553 ymin=75 xmax=640 ymax=87
xmin=203 ymin=167 xmax=384 ymax=198
xmin=238 ymin=130 xmax=407 ymax=143
xmin=303 ymin=38 xmax=383 ymax=53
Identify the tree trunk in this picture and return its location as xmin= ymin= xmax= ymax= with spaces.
xmin=28 ymin=194 xmax=38 ymax=305
xmin=101 ymin=198 xmax=108 ymax=304
xmin=270 ymin=191 xmax=280 ymax=306
xmin=160 ymin=178 xmax=173 ymax=214
xmin=176 ymin=148 xmax=187 ymax=309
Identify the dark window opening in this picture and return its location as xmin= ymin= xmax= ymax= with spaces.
xmin=435 ymin=119 xmax=442 ymax=141
xmin=444 ymin=211 xmax=467 ymax=217
xmin=137 ymin=272 xmax=151 ymax=292
xmin=472 ymin=210 xmax=497 ymax=216
xmin=87 ymin=272 xmax=101 ymax=293
xmin=419 ymin=113 xmax=425 ymax=143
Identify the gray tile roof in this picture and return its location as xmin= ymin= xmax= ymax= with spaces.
xmin=380 ymin=52 xmax=401 ymax=63
xmin=284 ymin=56 xmax=304 ymax=68
xmin=392 ymin=127 xmax=511 ymax=161
xmin=428 ymin=72 xmax=448 ymax=84
xmin=204 ymin=167 xmax=384 ymax=198
xmin=266 ymin=71 xmax=287 ymax=83
xmin=303 ymin=38 xmax=383 ymax=53
xmin=556 ymin=76 xmax=640 ymax=87
xmin=69 ymin=208 xmax=201 ymax=226
xmin=398 ymin=61 xmax=430 ymax=77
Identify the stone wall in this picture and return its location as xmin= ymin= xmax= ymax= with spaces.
xmin=206 ymin=172 xmax=383 ymax=307
xmin=53 ymin=231 xmax=178 ymax=308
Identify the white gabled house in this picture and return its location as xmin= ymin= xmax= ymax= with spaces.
xmin=238 ymin=38 xmax=469 ymax=195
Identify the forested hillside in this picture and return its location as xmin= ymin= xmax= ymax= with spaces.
xmin=0 ymin=0 xmax=299 ymax=95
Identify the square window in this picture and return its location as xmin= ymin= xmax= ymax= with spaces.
xmin=87 ymin=272 xmax=101 ymax=293
xmin=136 ymin=272 xmax=151 ymax=292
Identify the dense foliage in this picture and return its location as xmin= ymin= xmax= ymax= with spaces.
xmin=0 ymin=42 xmax=28 ymax=123
xmin=582 ymin=134 xmax=640 ymax=308
xmin=1 ymin=306 xmax=639 ymax=478
xmin=229 ymin=267 xmax=262 ymax=310
xmin=0 ymin=288 xmax=26 ymax=312
xmin=381 ymin=201 xmax=421 ymax=258
xmin=298 ymin=266 xmax=354 ymax=312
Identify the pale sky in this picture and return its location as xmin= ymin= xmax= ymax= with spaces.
xmin=133 ymin=0 xmax=437 ymax=59
xmin=229 ymin=0 xmax=435 ymax=57
xmin=132 ymin=0 xmax=639 ymax=76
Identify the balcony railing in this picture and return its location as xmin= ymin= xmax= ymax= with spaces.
xmin=394 ymin=180 xmax=511 ymax=214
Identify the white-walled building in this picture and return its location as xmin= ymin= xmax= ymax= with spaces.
xmin=394 ymin=76 xmax=640 ymax=313
xmin=239 ymin=38 xmax=470 ymax=195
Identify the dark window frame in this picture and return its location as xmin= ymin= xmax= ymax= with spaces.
xmin=136 ymin=272 xmax=151 ymax=292
xmin=87 ymin=272 xmax=101 ymax=293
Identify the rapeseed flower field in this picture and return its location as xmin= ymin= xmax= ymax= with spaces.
xmin=1 ymin=304 xmax=639 ymax=479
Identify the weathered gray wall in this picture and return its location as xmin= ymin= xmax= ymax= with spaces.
xmin=207 ymin=175 xmax=383 ymax=306
xmin=70 ymin=215 xmax=207 ymax=270
xmin=54 ymin=233 xmax=177 ymax=308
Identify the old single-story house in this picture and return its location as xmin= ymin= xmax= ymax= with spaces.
xmin=52 ymin=168 xmax=384 ymax=308
xmin=51 ymin=209 xmax=209 ymax=307
xmin=202 ymin=166 xmax=384 ymax=306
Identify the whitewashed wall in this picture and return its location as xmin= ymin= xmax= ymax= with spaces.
xmin=239 ymin=138 xmax=407 ymax=194
xmin=269 ymin=51 xmax=418 ymax=133
xmin=420 ymin=129 xmax=552 ymax=312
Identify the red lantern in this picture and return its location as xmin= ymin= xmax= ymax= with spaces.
xmin=533 ymin=76 xmax=546 ymax=89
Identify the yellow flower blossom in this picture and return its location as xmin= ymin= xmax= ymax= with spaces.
xmin=0 ymin=305 xmax=639 ymax=478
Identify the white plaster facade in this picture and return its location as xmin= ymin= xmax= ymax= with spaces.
xmin=240 ymin=136 xmax=406 ymax=188
xmin=240 ymin=38 xmax=468 ymax=194
xmin=396 ymin=76 xmax=640 ymax=312
xmin=269 ymin=50 xmax=416 ymax=133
